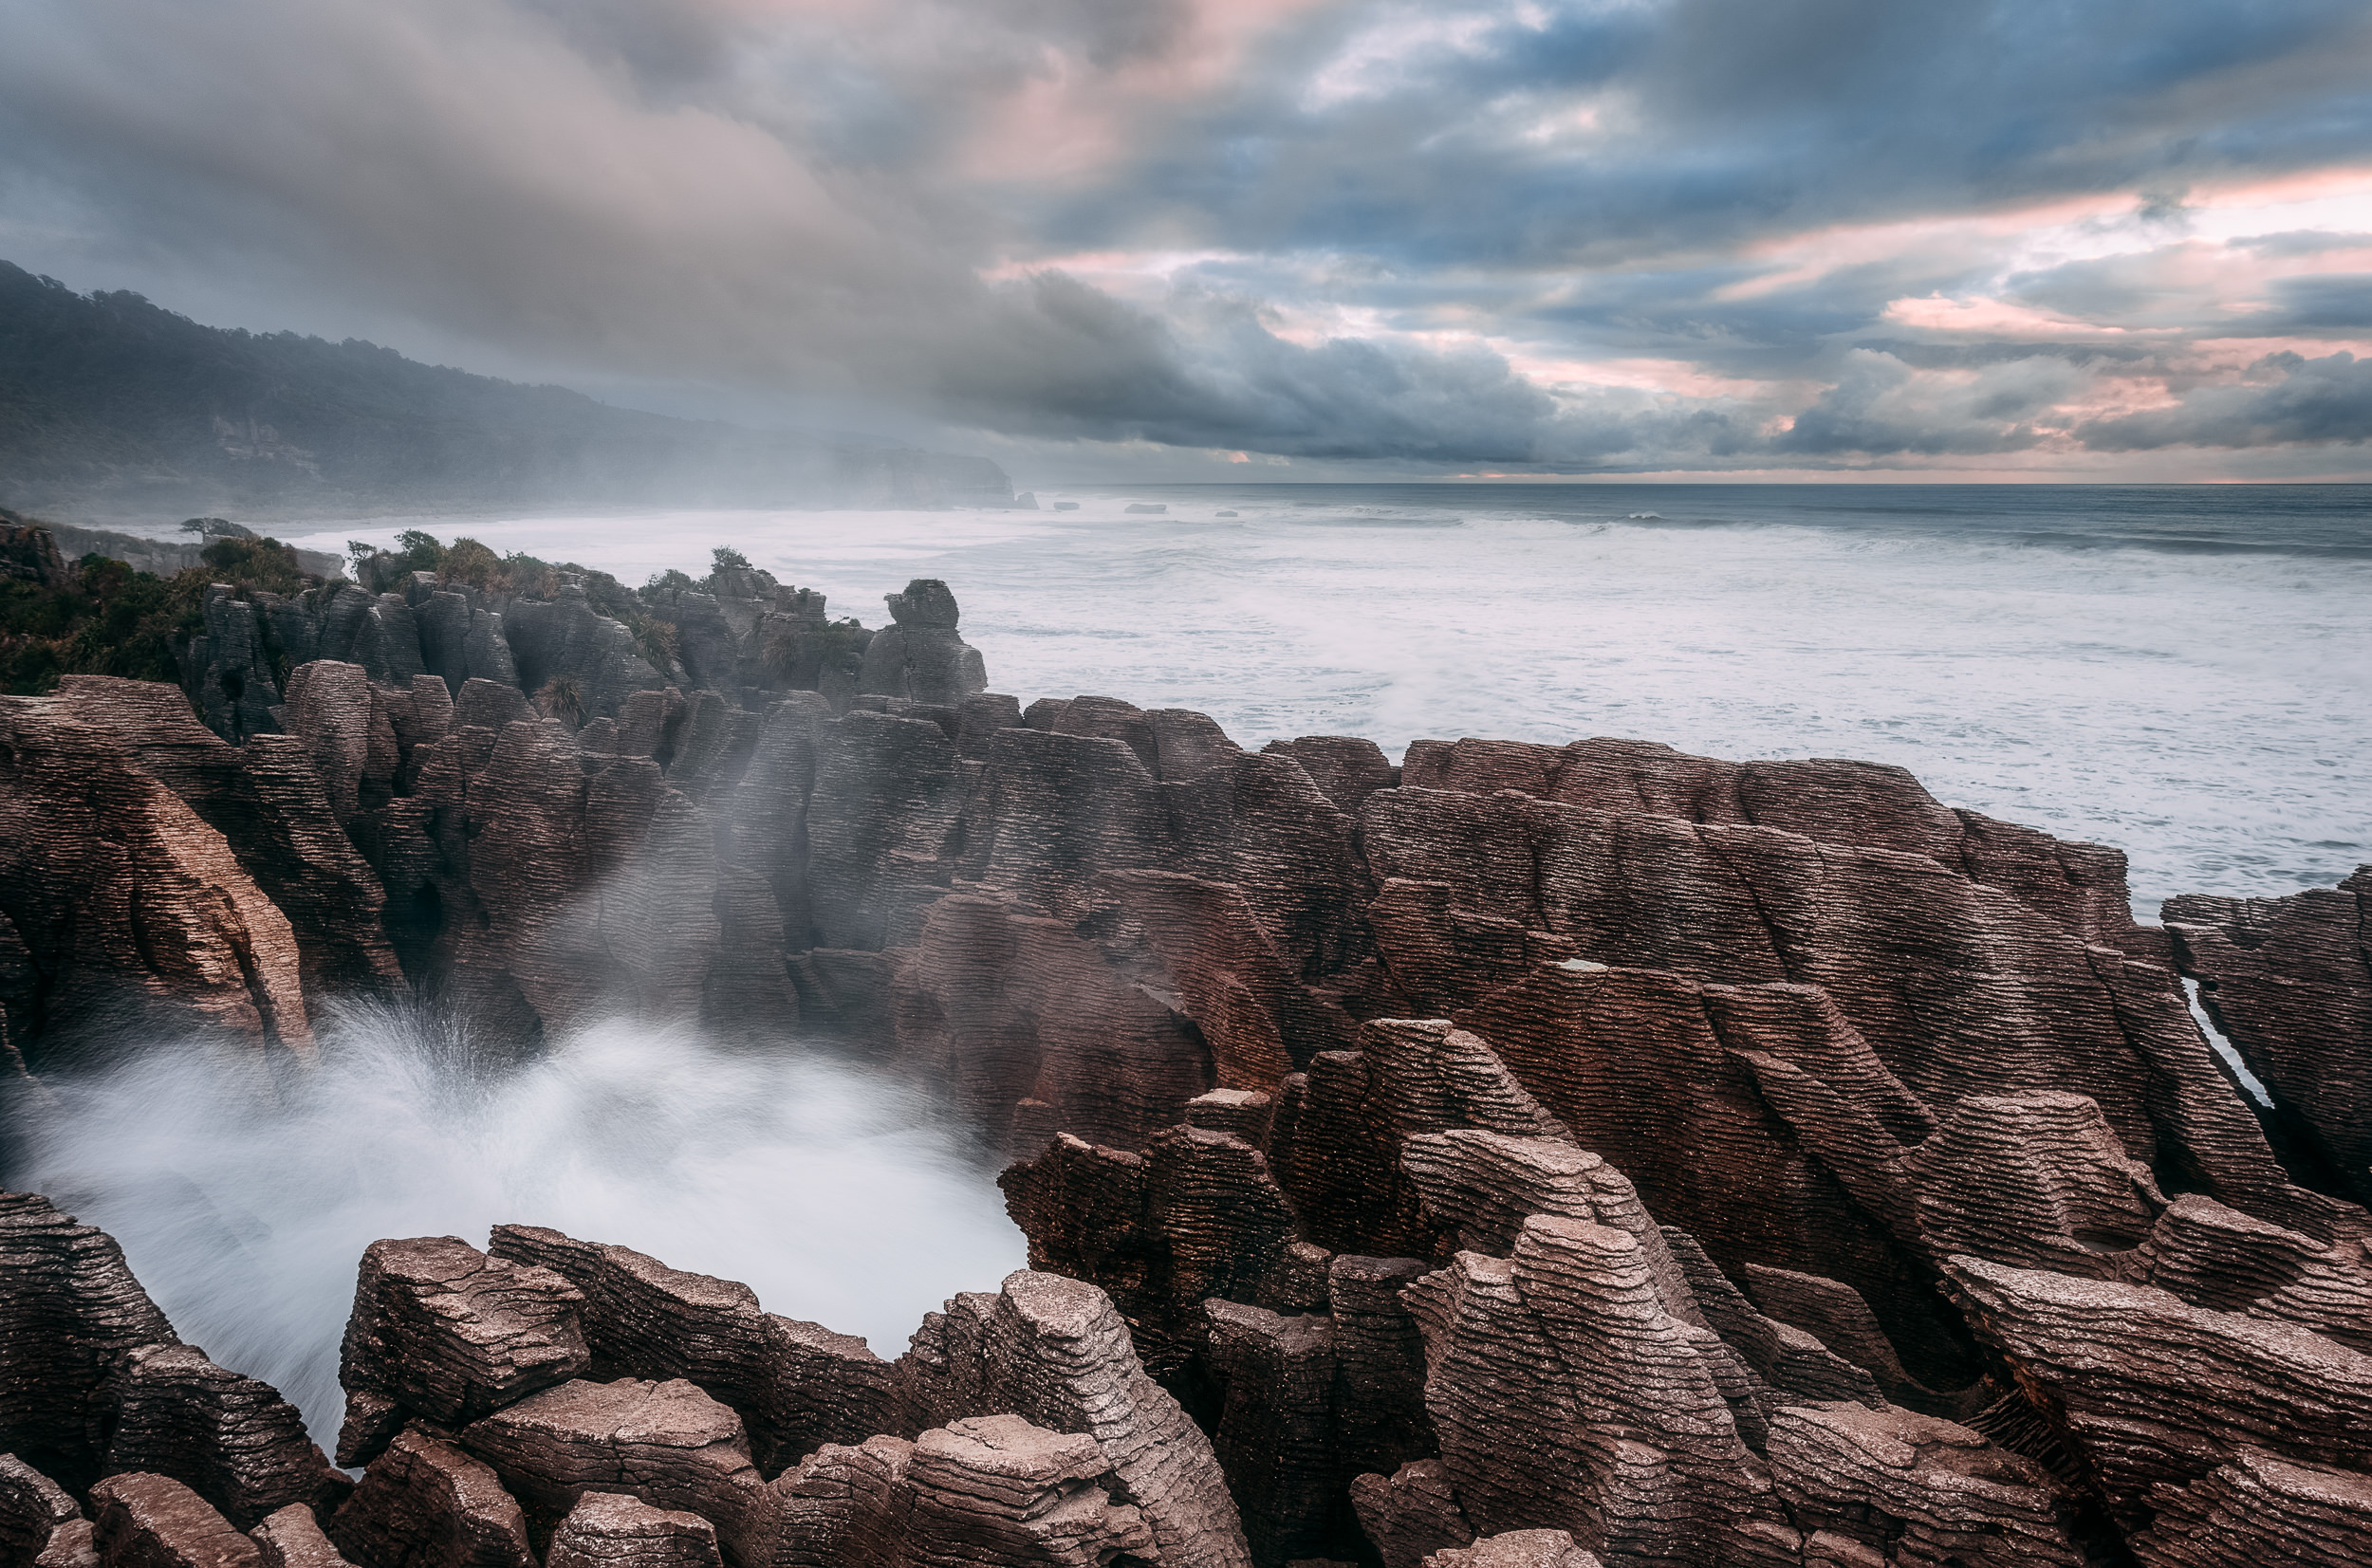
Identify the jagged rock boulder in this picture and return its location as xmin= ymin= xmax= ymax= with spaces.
xmin=1351 ymin=1461 xmax=1473 ymax=1568
xmin=0 ymin=1453 xmax=93 ymax=1568
xmin=87 ymin=1475 xmax=256 ymax=1568
xmin=2130 ymin=1448 xmax=2372 ymax=1567
xmin=1946 ymin=1255 xmax=2372 ymax=1532
xmin=249 ymin=1508 xmax=352 ymax=1568
xmin=93 ymin=1345 xmax=343 ymax=1530
xmin=502 ymin=586 xmax=664 ymax=724
xmin=336 ymin=1238 xmax=590 ymax=1467
xmin=457 ymin=1380 xmax=763 ymax=1565
xmin=327 ymin=1430 xmax=533 ymax=1568
xmin=484 ymin=1227 xmax=895 ymax=1480
xmin=1420 ymin=1534 xmax=1600 ymax=1568
xmin=48 ymin=677 xmax=406 ymax=1008
xmin=0 ymin=1194 xmax=178 ymax=1487
xmin=857 ymin=581 xmax=986 ymax=707
xmin=902 ymin=1415 xmax=1157 ymax=1566
xmin=543 ymin=1495 xmax=717 ymax=1568
xmin=1401 ymin=1218 xmax=1793 ymax=1565
xmin=0 ymin=702 xmax=311 ymax=1057
xmin=1764 ymin=1404 xmax=2080 ymax=1566
xmin=899 ymin=1271 xmax=1252 ymax=1568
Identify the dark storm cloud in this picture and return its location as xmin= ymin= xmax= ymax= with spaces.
xmin=1046 ymin=0 xmax=2372 ymax=267
xmin=1774 ymin=350 xmax=2077 ymax=457
xmin=2076 ymin=351 xmax=2372 ymax=450
xmin=3 ymin=0 xmax=2371 ymax=470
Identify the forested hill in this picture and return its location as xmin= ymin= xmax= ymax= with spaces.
xmin=0 ymin=261 xmax=1010 ymax=521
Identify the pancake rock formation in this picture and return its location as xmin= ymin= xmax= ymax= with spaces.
xmin=2 ymin=551 xmax=2368 ymax=1568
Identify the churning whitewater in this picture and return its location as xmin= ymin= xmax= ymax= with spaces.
xmin=2 ymin=1007 xmax=1026 ymax=1449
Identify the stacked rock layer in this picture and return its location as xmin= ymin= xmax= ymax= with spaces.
xmin=3 ymin=560 xmax=2368 ymax=1566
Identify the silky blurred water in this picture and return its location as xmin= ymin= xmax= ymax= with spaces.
xmin=302 ymin=482 xmax=2372 ymax=917
xmin=6 ymin=1007 xmax=1025 ymax=1446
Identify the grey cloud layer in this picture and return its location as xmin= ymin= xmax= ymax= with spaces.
xmin=2 ymin=0 xmax=2370 ymax=470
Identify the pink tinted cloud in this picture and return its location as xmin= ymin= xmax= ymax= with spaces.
xmin=954 ymin=0 xmax=1337 ymax=183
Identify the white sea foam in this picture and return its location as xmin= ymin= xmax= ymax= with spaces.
xmin=7 ymin=1005 xmax=1025 ymax=1448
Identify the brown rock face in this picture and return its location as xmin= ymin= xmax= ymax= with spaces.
xmin=93 ymin=1345 xmax=343 ymax=1531
xmin=0 ymin=1193 xmax=177 ymax=1488
xmin=335 ymin=1238 xmax=590 ymax=1467
xmin=46 ymin=676 xmax=406 ymax=1011
xmin=542 ymin=1494 xmax=717 ymax=1568
xmin=2166 ymin=866 xmax=2372 ymax=1204
xmin=1764 ymin=1404 xmax=2079 ymax=1566
xmin=1418 ymin=1533 xmax=1601 ymax=1568
xmin=483 ymin=1227 xmax=895 ymax=1480
xmin=456 ymin=1380 xmax=765 ymax=1567
xmin=88 ymin=1476 xmax=257 ymax=1568
xmin=897 ymin=1271 xmax=1251 ymax=1568
xmin=900 ymin=1414 xmax=1157 ymax=1566
xmin=0 ymin=1452 xmax=92 ymax=1568
xmin=1946 ymin=1255 xmax=2372 ymax=1531
xmin=248 ymin=1506 xmax=353 ymax=1568
xmin=2129 ymin=1448 xmax=2372 ymax=1568
xmin=327 ymin=1430 xmax=533 ymax=1568
xmin=1403 ymin=1218 xmax=1793 ymax=1565
xmin=0 ymin=700 xmax=311 ymax=1057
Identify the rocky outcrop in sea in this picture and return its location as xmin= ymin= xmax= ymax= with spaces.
xmin=1 ymin=535 xmax=2368 ymax=1567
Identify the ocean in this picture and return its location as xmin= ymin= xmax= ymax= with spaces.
xmin=298 ymin=482 xmax=2372 ymax=920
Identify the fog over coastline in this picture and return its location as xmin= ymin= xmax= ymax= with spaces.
xmin=2 ymin=1006 xmax=1026 ymax=1449
xmin=4 ymin=1 xmax=2371 ymax=481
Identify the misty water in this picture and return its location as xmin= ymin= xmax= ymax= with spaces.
xmin=11 ymin=482 xmax=2363 ymax=1454
xmin=6 ymin=1008 xmax=1024 ymax=1448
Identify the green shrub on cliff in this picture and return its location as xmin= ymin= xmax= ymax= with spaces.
xmin=1 ymin=547 xmax=198 ymax=694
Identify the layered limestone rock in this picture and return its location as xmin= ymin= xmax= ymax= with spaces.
xmin=0 ymin=1192 xmax=177 ymax=1487
xmin=1420 ymin=1534 xmax=1601 ymax=1568
xmin=1402 ymin=1218 xmax=1796 ymax=1566
xmin=898 ymin=1271 xmax=1251 ymax=1568
xmin=0 ymin=1452 xmax=94 ymax=1568
xmin=899 ymin=1415 xmax=1157 ymax=1566
xmin=249 ymin=1507 xmax=353 ymax=1568
xmin=542 ymin=1495 xmax=716 ymax=1568
xmin=1762 ymin=1404 xmax=2080 ymax=1567
xmin=2165 ymin=867 xmax=2372 ymax=1205
xmin=92 ymin=1345 xmax=343 ymax=1530
xmin=456 ymin=1379 xmax=764 ymax=1566
xmin=0 ymin=700 xmax=311 ymax=1058
xmin=327 ymin=1429 xmax=534 ymax=1568
xmin=1398 ymin=736 xmax=2162 ymax=962
xmin=483 ymin=1227 xmax=895 ymax=1479
xmin=87 ymin=1474 xmax=257 ymax=1568
xmin=335 ymin=1238 xmax=590 ymax=1467
xmin=1946 ymin=1255 xmax=2372 ymax=1536
xmin=856 ymin=581 xmax=989 ymax=708
xmin=2129 ymin=1449 xmax=2372 ymax=1568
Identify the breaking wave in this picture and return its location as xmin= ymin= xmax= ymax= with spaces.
xmin=1 ymin=1005 xmax=1026 ymax=1448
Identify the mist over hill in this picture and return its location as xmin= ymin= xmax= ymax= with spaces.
xmin=0 ymin=262 xmax=1011 ymax=523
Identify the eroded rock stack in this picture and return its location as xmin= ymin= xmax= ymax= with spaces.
xmin=4 ymin=558 xmax=2370 ymax=1567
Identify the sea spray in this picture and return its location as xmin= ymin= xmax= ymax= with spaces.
xmin=2 ymin=1003 xmax=1026 ymax=1448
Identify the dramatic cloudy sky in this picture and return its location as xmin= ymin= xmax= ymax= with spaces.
xmin=5 ymin=0 xmax=2371 ymax=479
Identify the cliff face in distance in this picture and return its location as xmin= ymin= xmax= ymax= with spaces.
xmin=0 ymin=262 xmax=1012 ymax=521
xmin=2 ymin=541 xmax=2370 ymax=1567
